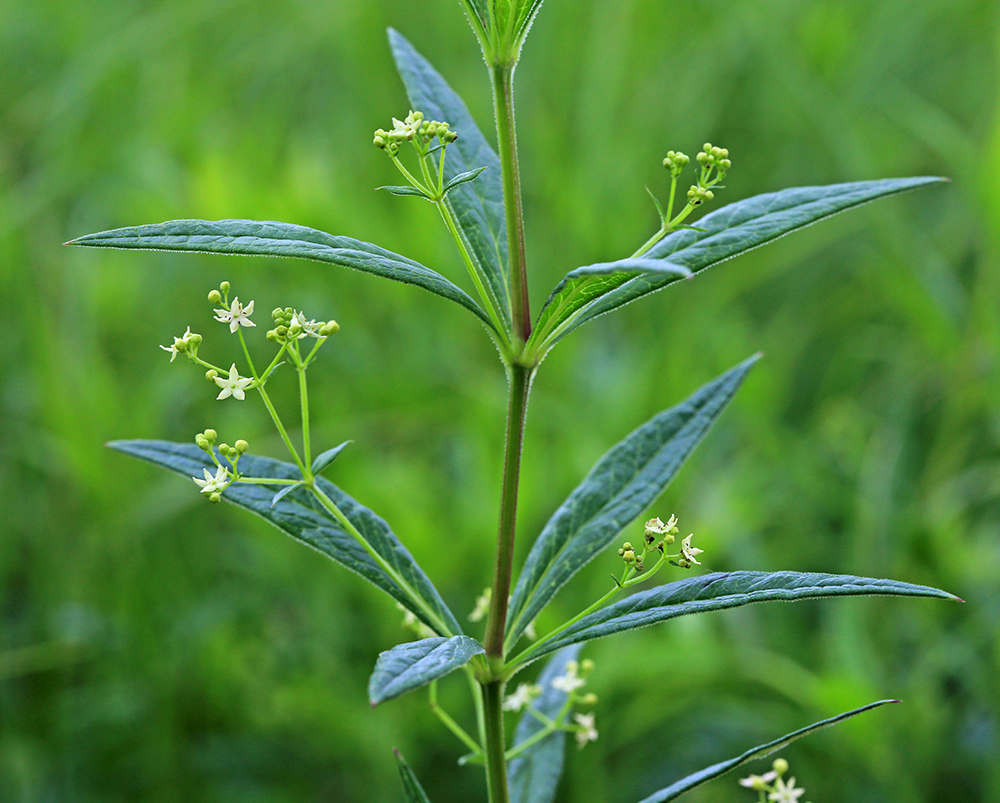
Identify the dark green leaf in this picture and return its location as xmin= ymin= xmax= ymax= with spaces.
xmin=389 ymin=30 xmax=511 ymax=332
xmin=378 ymin=185 xmax=434 ymax=199
xmin=67 ymin=219 xmax=495 ymax=331
xmin=545 ymin=177 xmax=945 ymax=345
xmin=271 ymin=482 xmax=302 ymax=507
xmin=395 ymin=750 xmax=434 ymax=803
xmin=507 ymin=646 xmax=582 ymax=803
xmin=443 ymin=166 xmax=489 ymax=195
xmin=505 ymin=357 xmax=758 ymax=646
xmin=369 ymin=636 xmax=485 ymax=706
xmin=311 ymin=441 xmax=351 ymax=475
xmin=108 ymin=440 xmax=462 ymax=636
xmin=527 ymin=572 xmax=959 ymax=662
xmin=636 ymin=700 xmax=898 ymax=803
xmin=530 ymin=259 xmax=690 ymax=353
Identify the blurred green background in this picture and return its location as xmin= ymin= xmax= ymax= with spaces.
xmin=2 ymin=0 xmax=998 ymax=800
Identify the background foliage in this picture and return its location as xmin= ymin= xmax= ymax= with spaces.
xmin=2 ymin=0 xmax=998 ymax=800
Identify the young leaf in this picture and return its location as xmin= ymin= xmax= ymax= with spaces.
xmin=442 ymin=166 xmax=489 ymax=195
xmin=271 ymin=482 xmax=303 ymax=507
xmin=109 ymin=440 xmax=463 ymax=637
xmin=634 ymin=700 xmax=897 ymax=803
xmin=525 ymin=571 xmax=959 ymax=663
xmin=369 ymin=636 xmax=485 ymax=706
xmin=505 ymin=356 xmax=758 ymax=646
xmin=539 ymin=177 xmax=945 ymax=348
xmin=377 ymin=185 xmax=434 ymax=200
xmin=507 ymin=645 xmax=582 ymax=803
xmin=66 ymin=219 xmax=495 ymax=332
xmin=530 ymin=259 xmax=691 ymax=355
xmin=311 ymin=441 xmax=351 ymax=475
xmin=389 ymin=29 xmax=511 ymax=332
xmin=395 ymin=750 xmax=435 ymax=803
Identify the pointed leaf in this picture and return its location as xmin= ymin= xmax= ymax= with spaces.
xmin=507 ymin=646 xmax=582 ymax=803
xmin=389 ymin=30 xmax=511 ymax=331
xmin=108 ymin=440 xmax=462 ymax=636
xmin=67 ymin=219 xmax=495 ymax=331
xmin=378 ymin=185 xmax=434 ymax=199
xmin=514 ymin=0 xmax=547 ymax=47
xmin=311 ymin=441 xmax=351 ymax=475
xmin=505 ymin=356 xmax=758 ymax=646
xmin=368 ymin=636 xmax=485 ymax=705
xmin=271 ymin=482 xmax=302 ymax=507
xmin=395 ymin=750 xmax=434 ymax=803
xmin=541 ymin=177 xmax=945 ymax=346
xmin=526 ymin=571 xmax=959 ymax=663
xmin=531 ymin=259 xmax=691 ymax=352
xmin=442 ymin=166 xmax=489 ymax=195
xmin=636 ymin=700 xmax=897 ymax=803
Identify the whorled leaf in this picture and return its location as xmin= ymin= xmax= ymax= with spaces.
xmin=311 ymin=441 xmax=351 ymax=476
xmin=507 ymin=645 xmax=582 ymax=803
xmin=109 ymin=440 xmax=462 ymax=636
xmin=67 ymin=219 xmax=495 ymax=331
xmin=537 ymin=177 xmax=945 ymax=348
xmin=525 ymin=571 xmax=959 ymax=664
xmin=505 ymin=356 xmax=758 ymax=647
xmin=368 ymin=636 xmax=485 ymax=706
xmin=389 ymin=29 xmax=511 ymax=332
xmin=635 ymin=700 xmax=898 ymax=803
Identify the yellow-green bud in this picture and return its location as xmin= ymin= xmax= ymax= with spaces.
xmin=266 ymin=329 xmax=279 ymax=342
xmin=580 ymin=659 xmax=594 ymax=674
xmin=772 ymin=758 xmax=788 ymax=776
xmin=209 ymin=492 xmax=222 ymax=503
xmin=580 ymin=693 xmax=598 ymax=705
xmin=206 ymin=369 xmax=218 ymax=381
xmin=204 ymin=429 xmax=217 ymax=441
xmin=218 ymin=443 xmax=231 ymax=457
xmin=220 ymin=281 xmax=230 ymax=293
xmin=235 ymin=439 xmax=249 ymax=454
xmin=208 ymin=289 xmax=222 ymax=303
xmin=195 ymin=435 xmax=210 ymax=450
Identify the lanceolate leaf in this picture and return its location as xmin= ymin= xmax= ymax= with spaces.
xmin=507 ymin=645 xmax=582 ymax=803
xmin=505 ymin=356 xmax=758 ymax=647
xmin=635 ymin=700 xmax=897 ymax=803
xmin=395 ymin=750 xmax=435 ymax=803
xmin=67 ymin=219 xmax=495 ymax=331
xmin=443 ymin=166 xmax=489 ymax=195
xmin=541 ymin=177 xmax=945 ymax=347
xmin=378 ymin=185 xmax=434 ymax=199
xmin=369 ymin=636 xmax=485 ymax=706
xmin=109 ymin=440 xmax=462 ymax=636
xmin=389 ymin=29 xmax=511 ymax=332
xmin=311 ymin=441 xmax=351 ymax=475
xmin=526 ymin=572 xmax=959 ymax=663
xmin=531 ymin=259 xmax=691 ymax=352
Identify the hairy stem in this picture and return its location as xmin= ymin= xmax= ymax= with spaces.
xmin=482 ymin=680 xmax=509 ymax=803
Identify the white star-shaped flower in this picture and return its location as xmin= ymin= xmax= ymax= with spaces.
xmin=573 ymin=712 xmax=598 ymax=748
xmin=214 ymin=364 xmax=253 ymax=400
xmin=680 ymin=534 xmax=704 ymax=566
xmin=160 ymin=326 xmax=195 ymax=361
xmin=214 ymin=297 xmax=256 ymax=333
xmin=768 ymin=777 xmax=805 ymax=803
xmin=502 ymin=683 xmax=542 ymax=712
xmin=290 ymin=310 xmax=323 ymax=339
xmin=193 ymin=464 xmax=230 ymax=495
xmin=551 ymin=661 xmax=586 ymax=693
xmin=739 ymin=771 xmax=778 ymax=790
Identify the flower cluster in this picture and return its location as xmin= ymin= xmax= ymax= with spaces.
xmin=373 ymin=110 xmax=458 ymax=156
xmin=267 ymin=307 xmax=339 ymax=344
xmin=739 ymin=758 xmax=811 ymax=803
xmin=616 ymin=514 xmax=704 ymax=576
xmin=191 ymin=429 xmax=248 ymax=502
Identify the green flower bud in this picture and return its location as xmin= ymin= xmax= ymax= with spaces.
xmin=195 ymin=435 xmax=210 ymax=450
xmin=266 ymin=329 xmax=279 ymax=342
xmin=204 ymin=429 xmax=217 ymax=442
xmin=208 ymin=289 xmax=222 ymax=303
xmin=580 ymin=659 xmax=595 ymax=674
xmin=218 ymin=443 xmax=231 ymax=457
xmin=235 ymin=439 xmax=249 ymax=454
xmin=209 ymin=492 xmax=222 ymax=503
xmin=772 ymin=758 xmax=788 ymax=776
xmin=220 ymin=281 xmax=230 ymax=293
xmin=206 ymin=369 xmax=218 ymax=381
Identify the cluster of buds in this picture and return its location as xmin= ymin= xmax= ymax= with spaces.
xmin=739 ymin=757 xmax=811 ymax=803
xmin=373 ymin=110 xmax=458 ymax=156
xmin=615 ymin=515 xmax=705 ymax=578
xmin=267 ymin=307 xmax=339 ymax=344
xmin=191 ymin=429 xmax=247 ymax=502
xmin=697 ymin=142 xmax=732 ymax=175
xmin=160 ymin=326 xmax=202 ymax=362
xmin=662 ymin=150 xmax=690 ymax=177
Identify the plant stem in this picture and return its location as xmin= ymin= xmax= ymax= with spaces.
xmin=482 ymin=680 xmax=509 ymax=803
xmin=484 ymin=362 xmax=533 ymax=661
xmin=491 ymin=63 xmax=531 ymax=347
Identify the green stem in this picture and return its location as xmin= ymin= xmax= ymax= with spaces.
xmin=256 ymin=385 xmax=307 ymax=477
xmin=482 ymin=681 xmax=509 ymax=803
xmin=484 ymin=362 xmax=533 ymax=661
xmin=491 ymin=63 xmax=531 ymax=347
xmin=505 ymin=697 xmax=573 ymax=760
xmin=430 ymin=681 xmax=484 ymax=757
xmin=296 ymin=347 xmax=312 ymax=468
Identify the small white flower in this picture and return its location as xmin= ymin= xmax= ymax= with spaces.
xmin=502 ymin=683 xmax=542 ymax=712
xmin=739 ymin=771 xmax=778 ymax=790
xmin=680 ymin=534 xmax=704 ymax=566
xmin=468 ymin=588 xmax=491 ymax=622
xmin=193 ymin=464 xmax=230 ymax=495
xmin=160 ymin=326 xmax=195 ymax=361
xmin=523 ymin=619 xmax=538 ymax=641
xmin=551 ymin=661 xmax=586 ymax=694
xmin=290 ymin=310 xmax=323 ymax=338
xmin=214 ymin=297 xmax=256 ymax=333
xmin=573 ymin=712 xmax=598 ymax=748
xmin=214 ymin=364 xmax=253 ymax=401
xmin=768 ymin=777 xmax=805 ymax=803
